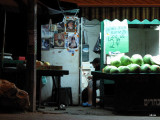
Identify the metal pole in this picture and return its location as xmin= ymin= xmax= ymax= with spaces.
xmin=0 ymin=9 xmax=6 ymax=68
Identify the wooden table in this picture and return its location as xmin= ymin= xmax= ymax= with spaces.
xmin=37 ymin=69 xmax=69 ymax=110
xmin=91 ymin=71 xmax=160 ymax=112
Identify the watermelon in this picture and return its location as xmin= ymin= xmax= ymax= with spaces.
xmin=140 ymin=64 xmax=151 ymax=73
xmin=128 ymin=64 xmax=141 ymax=73
xmin=110 ymin=66 xmax=119 ymax=73
xmin=120 ymin=55 xmax=132 ymax=66
xmin=131 ymin=54 xmax=143 ymax=66
xmin=150 ymin=65 xmax=160 ymax=73
xmin=118 ymin=66 xmax=130 ymax=73
xmin=111 ymin=58 xmax=121 ymax=67
xmin=151 ymin=55 xmax=160 ymax=65
xmin=143 ymin=54 xmax=152 ymax=65
xmin=103 ymin=66 xmax=115 ymax=73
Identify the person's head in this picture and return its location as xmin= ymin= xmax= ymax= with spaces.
xmin=90 ymin=58 xmax=100 ymax=69
xmin=71 ymin=36 xmax=75 ymax=42
xmin=67 ymin=20 xmax=74 ymax=29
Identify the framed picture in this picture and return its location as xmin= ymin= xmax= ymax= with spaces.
xmin=41 ymin=24 xmax=54 ymax=38
xmin=67 ymin=33 xmax=79 ymax=49
xmin=50 ymin=37 xmax=54 ymax=48
xmin=42 ymin=38 xmax=50 ymax=50
xmin=75 ymin=19 xmax=79 ymax=33
xmin=57 ymin=22 xmax=65 ymax=33
xmin=66 ymin=20 xmax=75 ymax=32
xmin=54 ymin=33 xmax=65 ymax=48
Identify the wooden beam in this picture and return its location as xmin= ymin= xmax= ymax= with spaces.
xmin=26 ymin=0 xmax=37 ymax=112
xmin=60 ymin=0 xmax=160 ymax=7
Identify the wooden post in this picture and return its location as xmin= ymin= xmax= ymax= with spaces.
xmin=26 ymin=0 xmax=37 ymax=112
xmin=0 ymin=9 xmax=6 ymax=69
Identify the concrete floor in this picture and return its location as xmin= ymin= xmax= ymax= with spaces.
xmin=0 ymin=106 xmax=160 ymax=120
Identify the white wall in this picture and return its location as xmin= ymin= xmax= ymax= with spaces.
xmin=81 ymin=18 xmax=100 ymax=91
xmin=126 ymin=28 xmax=159 ymax=57
xmin=41 ymin=49 xmax=79 ymax=105
xmin=83 ymin=19 xmax=101 ymax=61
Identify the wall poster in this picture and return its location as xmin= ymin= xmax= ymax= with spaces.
xmin=41 ymin=38 xmax=50 ymax=50
xmin=41 ymin=24 xmax=54 ymax=50
xmin=54 ymin=32 xmax=65 ymax=48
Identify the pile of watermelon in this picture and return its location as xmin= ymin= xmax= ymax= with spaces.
xmin=103 ymin=54 xmax=160 ymax=74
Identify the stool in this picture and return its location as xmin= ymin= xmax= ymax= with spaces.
xmin=59 ymin=87 xmax=72 ymax=106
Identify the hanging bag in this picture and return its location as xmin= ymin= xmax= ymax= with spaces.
xmin=93 ymin=36 xmax=101 ymax=54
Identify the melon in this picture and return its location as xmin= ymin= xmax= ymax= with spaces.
xmin=143 ymin=54 xmax=152 ymax=65
xmin=151 ymin=55 xmax=160 ymax=65
xmin=110 ymin=58 xmax=121 ymax=67
xmin=150 ymin=65 xmax=160 ymax=73
xmin=103 ymin=66 xmax=114 ymax=73
xmin=110 ymin=66 xmax=119 ymax=73
xmin=118 ymin=66 xmax=130 ymax=73
xmin=131 ymin=54 xmax=143 ymax=66
xmin=140 ymin=64 xmax=151 ymax=73
xmin=128 ymin=64 xmax=141 ymax=73
xmin=120 ymin=55 xmax=132 ymax=66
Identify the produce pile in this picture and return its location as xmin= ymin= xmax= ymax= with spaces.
xmin=103 ymin=54 xmax=160 ymax=74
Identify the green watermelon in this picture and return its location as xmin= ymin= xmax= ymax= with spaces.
xmin=120 ymin=55 xmax=132 ymax=66
xmin=118 ymin=66 xmax=130 ymax=73
xmin=128 ymin=64 xmax=141 ymax=73
xmin=150 ymin=65 xmax=160 ymax=73
xmin=110 ymin=66 xmax=119 ymax=74
xmin=151 ymin=56 xmax=160 ymax=65
xmin=143 ymin=54 xmax=152 ymax=65
xmin=103 ymin=66 xmax=115 ymax=73
xmin=131 ymin=54 xmax=143 ymax=66
xmin=111 ymin=58 xmax=121 ymax=67
xmin=140 ymin=64 xmax=151 ymax=73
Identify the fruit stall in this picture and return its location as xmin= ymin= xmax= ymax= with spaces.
xmin=92 ymin=71 xmax=160 ymax=112
xmin=92 ymin=18 xmax=160 ymax=112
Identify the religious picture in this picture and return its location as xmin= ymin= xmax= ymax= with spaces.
xmin=75 ymin=19 xmax=79 ymax=33
xmin=54 ymin=33 xmax=65 ymax=48
xmin=66 ymin=20 xmax=75 ymax=32
xmin=42 ymin=38 xmax=50 ymax=50
xmin=41 ymin=24 xmax=54 ymax=38
xmin=50 ymin=38 xmax=54 ymax=48
xmin=68 ymin=33 xmax=79 ymax=49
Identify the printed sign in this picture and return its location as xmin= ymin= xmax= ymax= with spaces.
xmin=104 ymin=19 xmax=129 ymax=54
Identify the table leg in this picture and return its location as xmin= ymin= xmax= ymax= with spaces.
xmin=38 ymin=76 xmax=42 ymax=108
xmin=55 ymin=76 xmax=61 ymax=110
xmin=92 ymin=76 xmax=96 ymax=107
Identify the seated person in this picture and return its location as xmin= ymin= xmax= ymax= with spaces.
xmin=82 ymin=58 xmax=100 ymax=107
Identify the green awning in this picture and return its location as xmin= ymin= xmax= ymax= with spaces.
xmin=127 ymin=19 xmax=160 ymax=24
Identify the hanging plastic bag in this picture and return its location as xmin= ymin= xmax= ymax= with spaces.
xmin=93 ymin=36 xmax=101 ymax=54
xmin=42 ymin=76 xmax=47 ymax=85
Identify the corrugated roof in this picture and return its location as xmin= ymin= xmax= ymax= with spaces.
xmin=60 ymin=0 xmax=160 ymax=7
